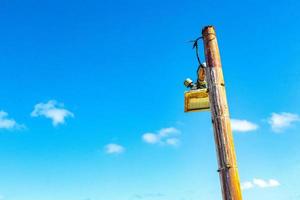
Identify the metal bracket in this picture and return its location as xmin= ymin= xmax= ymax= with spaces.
xmin=217 ymin=164 xmax=232 ymax=172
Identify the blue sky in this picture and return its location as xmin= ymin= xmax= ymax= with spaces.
xmin=0 ymin=0 xmax=300 ymax=199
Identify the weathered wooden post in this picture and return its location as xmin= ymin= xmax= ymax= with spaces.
xmin=202 ymin=26 xmax=243 ymax=200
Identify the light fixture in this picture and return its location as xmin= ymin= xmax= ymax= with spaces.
xmin=184 ymin=78 xmax=196 ymax=89
xmin=184 ymin=88 xmax=210 ymax=112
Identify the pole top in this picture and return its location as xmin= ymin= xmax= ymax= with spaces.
xmin=202 ymin=25 xmax=216 ymax=36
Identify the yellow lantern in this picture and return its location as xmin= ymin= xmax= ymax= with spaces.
xmin=184 ymin=88 xmax=210 ymax=112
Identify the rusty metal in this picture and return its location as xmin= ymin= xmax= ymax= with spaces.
xmin=202 ymin=26 xmax=243 ymax=200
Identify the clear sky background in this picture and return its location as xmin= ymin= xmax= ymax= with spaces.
xmin=0 ymin=0 xmax=300 ymax=200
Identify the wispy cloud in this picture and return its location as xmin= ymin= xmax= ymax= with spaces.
xmin=231 ymin=119 xmax=258 ymax=132
xmin=165 ymin=138 xmax=180 ymax=146
xmin=0 ymin=111 xmax=24 ymax=131
xmin=142 ymin=127 xmax=180 ymax=146
xmin=268 ymin=112 xmax=300 ymax=132
xmin=241 ymin=181 xmax=254 ymax=190
xmin=242 ymin=178 xmax=280 ymax=190
xmin=158 ymin=127 xmax=179 ymax=137
xmin=31 ymin=100 xmax=74 ymax=126
xmin=142 ymin=133 xmax=160 ymax=144
xmin=105 ymin=143 xmax=125 ymax=154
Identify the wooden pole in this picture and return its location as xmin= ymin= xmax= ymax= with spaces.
xmin=202 ymin=26 xmax=243 ymax=200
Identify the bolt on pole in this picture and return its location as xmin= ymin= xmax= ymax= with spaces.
xmin=202 ymin=26 xmax=243 ymax=200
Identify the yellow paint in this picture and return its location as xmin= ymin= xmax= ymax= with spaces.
xmin=184 ymin=89 xmax=210 ymax=112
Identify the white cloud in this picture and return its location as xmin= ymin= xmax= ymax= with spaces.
xmin=105 ymin=143 xmax=125 ymax=154
xmin=31 ymin=100 xmax=74 ymax=126
xmin=268 ymin=112 xmax=300 ymax=132
xmin=158 ymin=127 xmax=180 ymax=137
xmin=268 ymin=179 xmax=280 ymax=187
xmin=142 ymin=127 xmax=180 ymax=146
xmin=252 ymin=178 xmax=269 ymax=188
xmin=231 ymin=119 xmax=258 ymax=132
xmin=242 ymin=178 xmax=280 ymax=190
xmin=165 ymin=138 xmax=180 ymax=146
xmin=142 ymin=133 xmax=160 ymax=144
xmin=0 ymin=111 xmax=24 ymax=130
xmin=241 ymin=181 xmax=254 ymax=190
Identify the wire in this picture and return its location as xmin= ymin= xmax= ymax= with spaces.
xmin=190 ymin=36 xmax=204 ymax=68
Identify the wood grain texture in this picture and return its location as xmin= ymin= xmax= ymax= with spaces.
xmin=202 ymin=26 xmax=243 ymax=200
